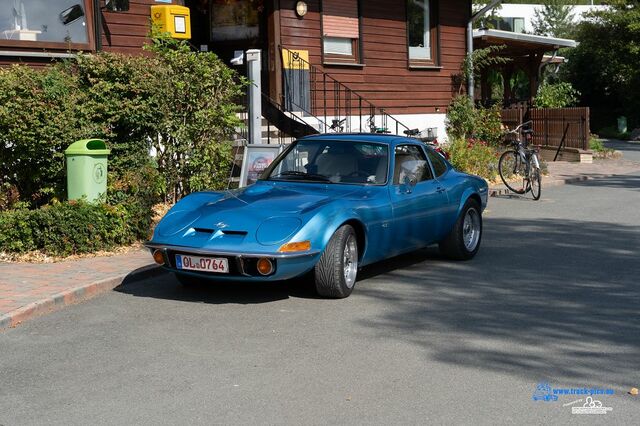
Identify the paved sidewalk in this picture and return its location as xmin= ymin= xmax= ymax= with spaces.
xmin=489 ymin=157 xmax=640 ymax=196
xmin=0 ymin=250 xmax=155 ymax=330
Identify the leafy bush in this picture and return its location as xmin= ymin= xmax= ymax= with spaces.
xmin=0 ymin=36 xmax=244 ymax=208
xmin=589 ymin=136 xmax=605 ymax=152
xmin=0 ymin=201 xmax=142 ymax=256
xmin=533 ymin=82 xmax=579 ymax=109
xmin=446 ymin=96 xmax=504 ymax=146
xmin=447 ymin=138 xmax=500 ymax=181
xmin=597 ymin=126 xmax=630 ymax=141
xmin=0 ymin=165 xmax=159 ymax=256
xmin=446 ymin=96 xmax=476 ymax=140
xmin=0 ymin=65 xmax=89 ymax=206
xmin=474 ymin=104 xmax=504 ymax=146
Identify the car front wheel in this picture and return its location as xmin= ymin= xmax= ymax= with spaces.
xmin=314 ymin=224 xmax=358 ymax=298
xmin=439 ymin=199 xmax=482 ymax=260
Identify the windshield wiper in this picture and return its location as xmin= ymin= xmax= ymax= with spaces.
xmin=271 ymin=171 xmax=332 ymax=183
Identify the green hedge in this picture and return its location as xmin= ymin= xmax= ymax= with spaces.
xmin=0 ymin=201 xmax=146 ymax=256
xmin=0 ymin=166 xmax=158 ymax=256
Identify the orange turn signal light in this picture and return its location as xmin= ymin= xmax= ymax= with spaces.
xmin=152 ymin=250 xmax=165 ymax=265
xmin=257 ymin=258 xmax=274 ymax=276
xmin=278 ymin=240 xmax=311 ymax=253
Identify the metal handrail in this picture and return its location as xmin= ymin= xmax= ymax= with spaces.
xmin=281 ymin=47 xmax=412 ymax=135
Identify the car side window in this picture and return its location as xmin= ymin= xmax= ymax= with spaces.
xmin=427 ymin=149 xmax=448 ymax=177
xmin=393 ymin=145 xmax=433 ymax=185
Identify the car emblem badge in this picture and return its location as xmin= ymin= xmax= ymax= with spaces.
xmin=215 ymin=222 xmax=229 ymax=229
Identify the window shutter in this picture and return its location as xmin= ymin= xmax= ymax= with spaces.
xmin=323 ymin=0 xmax=359 ymax=39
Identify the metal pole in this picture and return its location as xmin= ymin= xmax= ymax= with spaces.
xmin=246 ymin=49 xmax=262 ymax=145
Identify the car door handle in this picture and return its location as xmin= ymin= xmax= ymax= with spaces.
xmin=436 ymin=187 xmax=446 ymax=194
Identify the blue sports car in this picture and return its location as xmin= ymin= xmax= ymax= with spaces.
xmin=146 ymin=134 xmax=488 ymax=298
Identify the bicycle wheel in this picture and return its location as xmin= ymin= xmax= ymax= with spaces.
xmin=529 ymin=157 xmax=542 ymax=200
xmin=498 ymin=150 xmax=526 ymax=194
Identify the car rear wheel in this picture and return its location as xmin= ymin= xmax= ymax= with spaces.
xmin=439 ymin=199 xmax=482 ymax=260
xmin=314 ymin=224 xmax=358 ymax=299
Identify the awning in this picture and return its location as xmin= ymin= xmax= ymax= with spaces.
xmin=473 ymin=29 xmax=577 ymax=56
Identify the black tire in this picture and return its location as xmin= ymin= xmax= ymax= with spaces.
xmin=498 ymin=150 xmax=526 ymax=194
xmin=175 ymin=273 xmax=201 ymax=288
xmin=439 ymin=199 xmax=482 ymax=260
xmin=314 ymin=224 xmax=359 ymax=299
xmin=530 ymin=163 xmax=542 ymax=200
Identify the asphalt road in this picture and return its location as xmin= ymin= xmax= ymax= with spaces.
xmin=1 ymin=152 xmax=639 ymax=425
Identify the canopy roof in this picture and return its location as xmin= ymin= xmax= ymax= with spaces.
xmin=473 ymin=29 xmax=577 ymax=56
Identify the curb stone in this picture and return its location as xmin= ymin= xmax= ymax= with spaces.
xmin=0 ymin=264 xmax=163 ymax=331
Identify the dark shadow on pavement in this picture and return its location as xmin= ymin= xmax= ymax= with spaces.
xmin=354 ymin=217 xmax=640 ymax=387
xmin=566 ymin=173 xmax=640 ymax=191
xmin=115 ymin=267 xmax=322 ymax=305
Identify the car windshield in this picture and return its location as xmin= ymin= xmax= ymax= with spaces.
xmin=262 ymin=139 xmax=389 ymax=185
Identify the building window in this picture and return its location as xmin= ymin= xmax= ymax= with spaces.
xmin=0 ymin=0 xmax=93 ymax=50
xmin=487 ymin=17 xmax=526 ymax=34
xmin=322 ymin=0 xmax=360 ymax=64
xmin=407 ymin=0 xmax=438 ymax=66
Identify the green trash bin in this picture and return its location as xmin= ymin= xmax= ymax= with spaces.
xmin=618 ymin=116 xmax=627 ymax=134
xmin=65 ymin=139 xmax=111 ymax=202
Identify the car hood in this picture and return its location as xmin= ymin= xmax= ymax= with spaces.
xmin=153 ymin=182 xmax=365 ymax=247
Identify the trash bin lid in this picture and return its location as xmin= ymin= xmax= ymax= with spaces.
xmin=64 ymin=139 xmax=111 ymax=156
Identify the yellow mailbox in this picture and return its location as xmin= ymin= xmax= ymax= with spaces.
xmin=151 ymin=5 xmax=191 ymax=40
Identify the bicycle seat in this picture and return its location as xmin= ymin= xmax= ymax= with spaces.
xmin=404 ymin=129 xmax=420 ymax=136
xmin=522 ymin=129 xmax=534 ymax=135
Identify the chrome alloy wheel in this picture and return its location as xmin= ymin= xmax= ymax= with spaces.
xmin=343 ymin=234 xmax=358 ymax=288
xmin=462 ymin=208 xmax=481 ymax=252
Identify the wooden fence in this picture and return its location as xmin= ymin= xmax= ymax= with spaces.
xmin=501 ymin=106 xmax=590 ymax=151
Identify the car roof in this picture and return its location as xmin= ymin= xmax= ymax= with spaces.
xmin=299 ymin=133 xmax=422 ymax=146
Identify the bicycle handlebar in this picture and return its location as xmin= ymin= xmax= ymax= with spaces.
xmin=505 ymin=120 xmax=533 ymax=135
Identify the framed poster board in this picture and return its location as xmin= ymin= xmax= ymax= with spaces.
xmin=239 ymin=144 xmax=283 ymax=187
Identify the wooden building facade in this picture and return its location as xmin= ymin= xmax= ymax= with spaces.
xmin=0 ymin=0 xmax=473 ymax=136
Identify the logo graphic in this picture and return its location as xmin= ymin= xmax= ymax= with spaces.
xmin=532 ymin=382 xmax=558 ymax=402
xmin=567 ymin=396 xmax=613 ymax=415
xmin=215 ymin=222 xmax=229 ymax=229
xmin=93 ymin=163 xmax=105 ymax=184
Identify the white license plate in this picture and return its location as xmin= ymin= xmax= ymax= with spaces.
xmin=175 ymin=254 xmax=229 ymax=274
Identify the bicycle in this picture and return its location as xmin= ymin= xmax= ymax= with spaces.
xmin=498 ymin=120 xmax=542 ymax=200
xmin=329 ymin=118 xmax=346 ymax=132
xmin=367 ymin=115 xmax=390 ymax=134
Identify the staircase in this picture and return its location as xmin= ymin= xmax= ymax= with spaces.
xmin=229 ymin=49 xmax=414 ymax=185
xmin=280 ymin=47 xmax=412 ymax=135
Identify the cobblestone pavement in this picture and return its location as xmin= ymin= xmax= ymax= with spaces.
xmin=0 ymin=250 xmax=152 ymax=321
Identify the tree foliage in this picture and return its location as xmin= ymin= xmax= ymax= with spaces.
xmin=563 ymin=1 xmax=640 ymax=130
xmin=533 ymin=82 xmax=580 ymax=108
xmin=531 ymin=0 xmax=576 ymax=38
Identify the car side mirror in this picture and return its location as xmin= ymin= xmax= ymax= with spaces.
xmin=60 ymin=4 xmax=85 ymax=26
xmin=105 ymin=0 xmax=130 ymax=12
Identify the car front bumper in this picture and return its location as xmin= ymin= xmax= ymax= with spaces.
xmin=144 ymin=242 xmax=322 ymax=282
